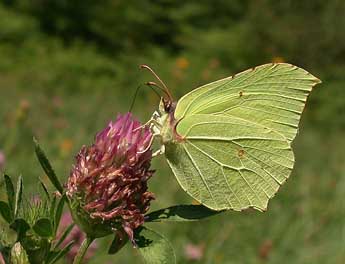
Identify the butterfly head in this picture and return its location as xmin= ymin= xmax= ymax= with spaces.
xmin=158 ymin=97 xmax=177 ymax=127
xmin=160 ymin=97 xmax=176 ymax=114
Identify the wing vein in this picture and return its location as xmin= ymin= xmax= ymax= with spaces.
xmin=183 ymin=144 xmax=218 ymax=208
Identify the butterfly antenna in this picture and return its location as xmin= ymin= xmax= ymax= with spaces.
xmin=140 ymin=65 xmax=173 ymax=102
xmin=146 ymin=81 xmax=171 ymax=99
xmin=129 ymin=84 xmax=142 ymax=112
xmin=145 ymin=82 xmax=162 ymax=99
xmin=128 ymin=83 xmax=161 ymax=112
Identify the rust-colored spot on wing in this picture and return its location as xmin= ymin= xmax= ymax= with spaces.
xmin=238 ymin=149 xmax=245 ymax=158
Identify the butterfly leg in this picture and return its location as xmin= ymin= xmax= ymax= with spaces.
xmin=137 ymin=131 xmax=161 ymax=154
xmin=152 ymin=144 xmax=165 ymax=157
xmin=133 ymin=119 xmax=161 ymax=132
xmin=151 ymin=110 xmax=161 ymax=120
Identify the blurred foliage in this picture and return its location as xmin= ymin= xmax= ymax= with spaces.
xmin=0 ymin=1 xmax=345 ymax=263
xmin=2 ymin=0 xmax=344 ymax=68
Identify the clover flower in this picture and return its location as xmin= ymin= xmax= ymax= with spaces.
xmin=66 ymin=113 xmax=155 ymax=242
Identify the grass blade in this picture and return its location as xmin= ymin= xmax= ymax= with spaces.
xmin=39 ymin=179 xmax=50 ymax=201
xmin=4 ymin=175 xmax=15 ymax=215
xmin=54 ymin=195 xmax=66 ymax=234
xmin=48 ymin=241 xmax=74 ymax=264
xmin=54 ymin=223 xmax=74 ymax=250
xmin=14 ymin=175 xmax=23 ymax=218
xmin=34 ymin=138 xmax=63 ymax=194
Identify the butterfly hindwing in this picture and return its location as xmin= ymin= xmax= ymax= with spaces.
xmin=166 ymin=114 xmax=292 ymax=211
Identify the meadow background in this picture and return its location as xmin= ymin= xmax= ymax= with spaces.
xmin=0 ymin=1 xmax=345 ymax=263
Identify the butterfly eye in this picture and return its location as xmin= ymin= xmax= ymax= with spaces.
xmin=163 ymin=99 xmax=177 ymax=114
xmin=163 ymin=98 xmax=172 ymax=112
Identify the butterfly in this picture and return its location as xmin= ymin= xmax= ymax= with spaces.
xmin=143 ymin=63 xmax=321 ymax=212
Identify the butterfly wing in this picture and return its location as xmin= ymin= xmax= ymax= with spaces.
xmin=165 ymin=63 xmax=320 ymax=211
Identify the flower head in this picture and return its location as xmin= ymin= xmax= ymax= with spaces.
xmin=10 ymin=242 xmax=29 ymax=264
xmin=66 ymin=113 xmax=155 ymax=242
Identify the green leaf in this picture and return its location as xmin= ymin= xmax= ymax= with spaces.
xmin=108 ymin=232 xmax=128 ymax=255
xmin=4 ymin=174 xmax=15 ymax=215
xmin=0 ymin=242 xmax=11 ymax=264
xmin=39 ymin=179 xmax=50 ymax=201
xmin=10 ymin=219 xmax=30 ymax=240
xmin=33 ymin=218 xmax=53 ymax=238
xmin=50 ymin=195 xmax=57 ymax=221
xmin=53 ymin=223 xmax=74 ymax=250
xmin=145 ymin=204 xmax=221 ymax=222
xmin=14 ymin=176 xmax=23 ymax=218
xmin=47 ymin=241 xmax=74 ymax=264
xmin=0 ymin=201 xmax=12 ymax=223
xmin=134 ymin=227 xmax=176 ymax=264
xmin=161 ymin=63 xmax=321 ymax=211
xmin=54 ymin=195 xmax=66 ymax=234
xmin=34 ymin=138 xmax=63 ymax=194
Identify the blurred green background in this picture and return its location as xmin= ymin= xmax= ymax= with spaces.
xmin=0 ymin=1 xmax=345 ymax=263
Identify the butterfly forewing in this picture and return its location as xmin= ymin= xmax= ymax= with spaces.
xmin=174 ymin=63 xmax=321 ymax=142
xmin=164 ymin=63 xmax=320 ymax=211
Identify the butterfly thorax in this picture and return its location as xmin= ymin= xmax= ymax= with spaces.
xmin=154 ymin=99 xmax=182 ymax=145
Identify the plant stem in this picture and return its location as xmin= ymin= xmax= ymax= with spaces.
xmin=73 ymin=236 xmax=94 ymax=264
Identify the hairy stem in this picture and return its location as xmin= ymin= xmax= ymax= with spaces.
xmin=73 ymin=236 xmax=94 ymax=264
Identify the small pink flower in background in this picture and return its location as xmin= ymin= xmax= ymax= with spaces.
xmin=0 ymin=253 xmax=5 ymax=264
xmin=66 ymin=113 xmax=155 ymax=243
xmin=184 ymin=243 xmax=204 ymax=261
xmin=0 ymin=150 xmax=5 ymax=171
xmin=57 ymin=212 xmax=97 ymax=263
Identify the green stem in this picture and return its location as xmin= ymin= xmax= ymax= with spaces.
xmin=73 ymin=236 xmax=94 ymax=264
